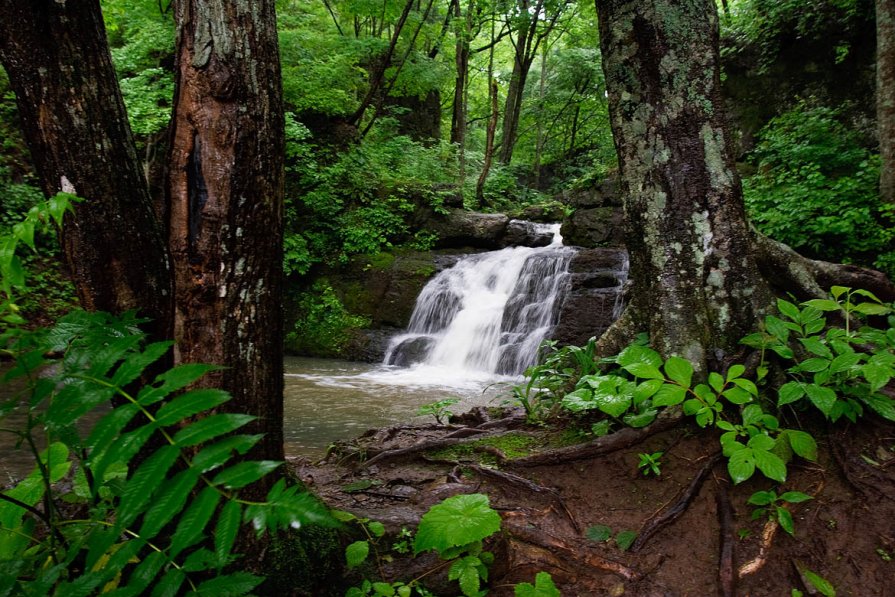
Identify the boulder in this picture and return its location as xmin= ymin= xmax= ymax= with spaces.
xmin=560 ymin=206 xmax=625 ymax=248
xmin=427 ymin=210 xmax=510 ymax=249
xmin=500 ymin=219 xmax=554 ymax=248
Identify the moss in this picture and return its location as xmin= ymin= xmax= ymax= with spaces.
xmin=260 ymin=524 xmax=346 ymax=597
xmin=364 ymin=251 xmax=395 ymax=271
xmin=425 ymin=433 xmax=543 ymax=464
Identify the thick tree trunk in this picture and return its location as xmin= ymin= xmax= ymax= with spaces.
xmin=878 ymin=0 xmax=895 ymax=203
xmin=596 ymin=0 xmax=773 ymax=370
xmin=450 ymin=1 xmax=470 ymax=148
xmin=167 ymin=0 xmax=286 ymax=462
xmin=0 ymin=0 xmax=172 ymax=340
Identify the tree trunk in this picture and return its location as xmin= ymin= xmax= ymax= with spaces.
xmin=0 ymin=0 xmax=172 ymax=341
xmin=167 ymin=0 xmax=286 ymax=462
xmin=878 ymin=0 xmax=895 ymax=204
xmin=596 ymin=0 xmax=773 ymax=370
xmin=450 ymin=0 xmax=470 ymax=147
xmin=476 ymin=78 xmax=500 ymax=206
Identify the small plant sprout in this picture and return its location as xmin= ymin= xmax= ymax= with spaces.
xmin=638 ymin=451 xmax=664 ymax=476
xmin=417 ymin=398 xmax=460 ymax=424
xmin=747 ymin=489 xmax=813 ymax=535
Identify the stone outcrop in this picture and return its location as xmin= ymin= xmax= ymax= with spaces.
xmin=559 ymin=176 xmax=626 ymax=248
xmin=552 ymin=247 xmax=629 ymax=347
xmin=427 ymin=209 xmax=510 ymax=249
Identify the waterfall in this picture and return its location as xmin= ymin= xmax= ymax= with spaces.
xmin=383 ymin=223 xmax=575 ymax=375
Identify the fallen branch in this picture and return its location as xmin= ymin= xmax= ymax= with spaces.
xmin=505 ymin=522 xmax=641 ymax=581
xmin=630 ymin=452 xmax=721 ymax=552
xmin=509 ymin=411 xmax=683 ymax=468
xmin=356 ymin=430 xmax=513 ymax=470
xmin=716 ymin=483 xmax=736 ymax=597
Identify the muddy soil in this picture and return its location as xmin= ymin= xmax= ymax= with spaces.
xmin=291 ymin=408 xmax=895 ymax=597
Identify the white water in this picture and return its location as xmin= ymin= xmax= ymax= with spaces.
xmin=384 ymin=223 xmax=575 ymax=376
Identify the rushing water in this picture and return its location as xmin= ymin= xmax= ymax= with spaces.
xmin=384 ymin=223 xmax=575 ymax=375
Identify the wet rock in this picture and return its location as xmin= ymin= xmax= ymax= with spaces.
xmin=560 ymin=206 xmax=625 ymax=248
xmin=427 ymin=209 xmax=510 ymax=249
xmin=500 ymin=219 xmax=554 ymax=248
xmin=386 ymin=336 xmax=435 ymax=367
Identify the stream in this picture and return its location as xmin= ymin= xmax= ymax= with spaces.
xmin=283 ymin=356 xmax=512 ymax=458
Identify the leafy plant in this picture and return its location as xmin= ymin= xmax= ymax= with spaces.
xmin=747 ymin=489 xmax=813 ymax=535
xmin=514 ymin=571 xmax=561 ymax=597
xmin=585 ymin=524 xmax=637 ymax=551
xmin=637 ymin=451 xmax=664 ymax=476
xmin=417 ymin=398 xmax=460 ymax=425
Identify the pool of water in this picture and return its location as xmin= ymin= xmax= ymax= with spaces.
xmin=283 ymin=357 xmax=514 ymax=458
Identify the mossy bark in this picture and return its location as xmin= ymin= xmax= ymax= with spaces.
xmin=596 ymin=0 xmax=773 ymax=370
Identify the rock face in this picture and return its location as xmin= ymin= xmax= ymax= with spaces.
xmin=427 ymin=209 xmax=510 ymax=249
xmin=560 ymin=176 xmax=626 ymax=248
xmin=552 ymin=247 xmax=629 ymax=347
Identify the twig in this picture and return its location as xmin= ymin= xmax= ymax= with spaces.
xmin=630 ymin=452 xmax=722 ymax=552
xmin=716 ymin=483 xmax=736 ymax=597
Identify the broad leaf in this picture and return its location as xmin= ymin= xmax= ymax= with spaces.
xmin=786 ymin=430 xmax=818 ymax=461
xmin=215 ymin=500 xmax=242 ymax=568
xmin=448 ymin=555 xmax=483 ymax=597
xmin=652 ymin=383 xmax=686 ymax=407
xmin=173 ymin=414 xmax=256 ymax=447
xmin=192 ymin=572 xmax=264 ymax=596
xmin=170 ymin=486 xmax=221 ymax=558
xmin=346 ymin=541 xmax=370 ymax=569
xmin=664 ymin=357 xmax=693 ymax=387
xmin=805 ymin=384 xmax=837 ymax=417
xmin=212 ymin=461 xmax=282 ymax=489
xmin=154 ymin=389 xmax=230 ymax=426
xmin=139 ymin=469 xmax=200 ymax=539
xmin=514 ymin=571 xmax=560 ymax=597
xmin=753 ymin=448 xmax=787 ymax=482
xmin=728 ymin=449 xmax=756 ymax=484
xmin=117 ymin=444 xmax=180 ymax=528
xmin=414 ymin=494 xmax=501 ymax=555
xmin=778 ymin=381 xmax=805 ymax=407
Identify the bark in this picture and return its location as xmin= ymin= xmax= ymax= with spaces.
xmin=879 ymin=0 xmax=895 ymax=204
xmin=0 ymin=0 xmax=172 ymax=340
xmin=476 ymin=78 xmax=500 ymax=206
xmin=450 ymin=0 xmax=471 ymax=148
xmin=596 ymin=0 xmax=773 ymax=370
xmin=167 ymin=0 xmax=286 ymax=462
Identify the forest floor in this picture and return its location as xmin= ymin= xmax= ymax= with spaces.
xmin=292 ymin=407 xmax=895 ymax=596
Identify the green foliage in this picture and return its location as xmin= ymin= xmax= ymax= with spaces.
xmin=800 ymin=569 xmax=837 ymax=597
xmin=637 ymin=451 xmax=663 ymax=476
xmin=413 ymin=494 xmax=501 ymax=557
xmin=514 ymin=572 xmax=560 ymax=597
xmin=584 ymin=524 xmax=637 ymax=551
xmin=286 ymin=281 xmax=370 ymax=356
xmin=748 ymin=489 xmax=813 ymax=536
xmin=119 ymin=67 xmax=174 ymax=137
xmin=742 ymin=103 xmax=894 ymax=276
xmin=416 ymin=398 xmax=460 ymax=425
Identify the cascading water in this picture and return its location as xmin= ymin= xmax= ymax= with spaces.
xmin=384 ymin=223 xmax=575 ymax=375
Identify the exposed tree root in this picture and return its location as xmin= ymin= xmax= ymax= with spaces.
xmin=508 ymin=411 xmax=682 ymax=468
xmin=830 ymin=432 xmax=895 ymax=502
xmin=716 ymin=483 xmax=736 ymax=597
xmin=737 ymin=519 xmax=778 ymax=577
xmin=468 ymin=465 xmax=580 ymax=533
xmin=630 ymin=452 xmax=722 ymax=552
xmin=753 ymin=232 xmax=895 ymax=301
xmin=356 ymin=434 xmax=499 ymax=470
xmin=593 ymin=302 xmax=639 ymax=358
xmin=504 ymin=522 xmax=642 ymax=581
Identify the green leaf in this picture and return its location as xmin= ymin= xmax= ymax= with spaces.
xmin=633 ymin=379 xmax=663 ymax=403
xmin=449 ymin=556 xmax=482 ymax=597
xmin=110 ymin=341 xmax=173 ymax=388
xmin=803 ymin=299 xmax=841 ymax=312
xmin=798 ymin=358 xmax=830 ymax=373
xmin=151 ymin=569 xmax=185 ymax=597
xmin=708 ymin=372 xmax=725 ymax=393
xmin=561 ymin=388 xmax=595 ymax=412
xmin=117 ymin=444 xmax=180 ymax=528
xmin=777 ymin=299 xmax=801 ymax=321
xmin=170 ymin=486 xmax=221 ymax=558
xmin=776 ymin=506 xmax=795 ymax=535
xmin=173 ymin=413 xmax=256 ymax=447
xmin=593 ymin=390 xmax=631 ymax=419
xmin=778 ymin=382 xmax=806 ymax=407
xmin=852 ymin=302 xmax=890 ymax=315
xmin=615 ymin=530 xmax=637 ymax=551
xmin=514 ymin=571 xmax=561 ymax=597
xmin=623 ymin=409 xmax=658 ymax=428
xmin=139 ymin=363 xmax=221 ymax=405
xmin=585 ymin=524 xmax=612 ymax=542
xmin=803 ymin=570 xmax=836 ymax=597
xmin=863 ymin=362 xmax=893 ymax=392
xmin=829 ymin=352 xmax=860 ymax=374
xmin=154 ymin=389 xmax=231 ymax=426
xmin=722 ymin=386 xmax=753 ymax=405
xmin=414 ymin=494 xmax=501 ymax=555
xmin=193 ymin=572 xmax=264 ymax=596
xmin=861 ymin=394 xmax=895 ymax=421
xmin=748 ymin=434 xmax=775 ymax=451
xmin=787 ymin=430 xmax=818 ymax=461
xmin=800 ymin=337 xmax=832 ymax=358
xmin=664 ymin=357 xmax=693 ymax=387
xmin=215 ymin=500 xmax=242 ymax=568
xmin=779 ymin=491 xmax=813 ymax=504
xmin=741 ymin=404 xmax=764 ymax=426
xmin=346 ymin=541 xmax=370 ymax=569
xmin=805 ymin=384 xmax=837 ymax=417
xmin=139 ymin=469 xmax=200 ymax=539
xmin=367 ymin=520 xmax=386 ymax=537
xmin=765 ymin=315 xmax=791 ymax=341
xmin=617 ymin=345 xmax=663 ymax=369
xmin=652 ymin=384 xmax=686 ymax=407
xmin=754 ymin=449 xmax=787 ymax=482
xmin=212 ymin=461 xmax=282 ymax=489
xmin=747 ymin=490 xmax=776 ymax=506
xmin=191 ymin=434 xmax=264 ymax=473
xmin=728 ymin=449 xmax=756 ymax=484
xmin=732 ymin=377 xmax=759 ymax=396
xmin=623 ymin=362 xmax=664 ymax=380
